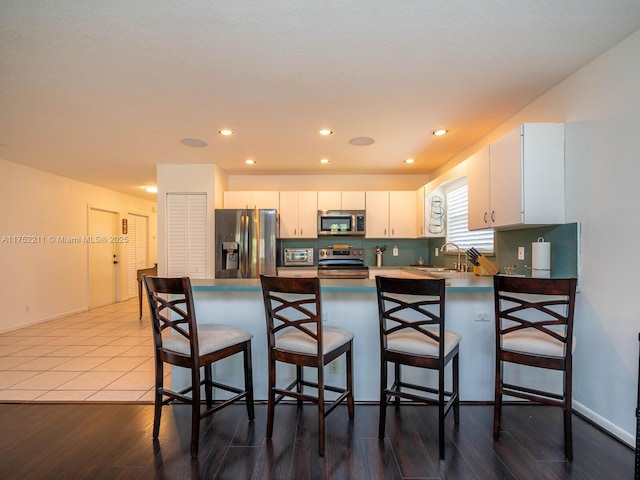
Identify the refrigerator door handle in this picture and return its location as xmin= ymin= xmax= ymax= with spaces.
xmin=240 ymin=207 xmax=249 ymax=278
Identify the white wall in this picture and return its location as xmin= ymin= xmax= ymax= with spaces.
xmin=0 ymin=159 xmax=157 ymax=333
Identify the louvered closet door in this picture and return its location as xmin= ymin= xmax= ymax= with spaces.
xmin=126 ymin=214 xmax=149 ymax=297
xmin=167 ymin=193 xmax=207 ymax=278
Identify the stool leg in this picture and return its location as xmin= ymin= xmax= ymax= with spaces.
xmin=439 ymin=363 xmax=445 ymax=460
xmin=346 ymin=347 xmax=354 ymax=419
xmin=379 ymin=354 xmax=387 ymax=439
xmin=395 ymin=363 xmax=402 ymax=406
xmin=153 ymin=360 xmax=163 ymax=439
xmin=318 ymin=363 xmax=325 ymax=456
xmin=190 ymin=366 xmax=201 ymax=458
xmin=453 ymin=352 xmax=460 ymax=424
xmin=493 ymin=360 xmax=502 ymax=440
xmin=564 ymin=368 xmax=573 ymax=461
xmin=244 ymin=343 xmax=255 ymax=420
xmin=266 ymin=357 xmax=276 ymax=439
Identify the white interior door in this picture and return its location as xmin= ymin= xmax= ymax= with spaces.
xmin=89 ymin=208 xmax=118 ymax=308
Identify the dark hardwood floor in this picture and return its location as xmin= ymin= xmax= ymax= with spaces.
xmin=0 ymin=402 xmax=633 ymax=479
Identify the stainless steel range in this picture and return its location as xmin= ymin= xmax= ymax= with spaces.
xmin=317 ymin=246 xmax=369 ymax=279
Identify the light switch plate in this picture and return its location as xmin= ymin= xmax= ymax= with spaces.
xmin=518 ymin=246 xmax=525 ymax=260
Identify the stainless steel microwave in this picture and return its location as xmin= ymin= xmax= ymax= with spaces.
xmin=317 ymin=210 xmax=366 ymax=236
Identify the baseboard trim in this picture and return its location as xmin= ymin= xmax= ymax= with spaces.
xmin=573 ymin=400 xmax=634 ymax=448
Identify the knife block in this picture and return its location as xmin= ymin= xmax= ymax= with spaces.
xmin=473 ymin=256 xmax=499 ymax=276
xmin=473 ymin=265 xmax=493 ymax=276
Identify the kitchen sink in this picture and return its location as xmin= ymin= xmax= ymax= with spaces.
xmin=409 ymin=266 xmax=459 ymax=273
xmin=407 ymin=266 xmax=473 ymax=279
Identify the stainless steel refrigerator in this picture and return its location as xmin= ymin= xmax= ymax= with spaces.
xmin=214 ymin=208 xmax=278 ymax=278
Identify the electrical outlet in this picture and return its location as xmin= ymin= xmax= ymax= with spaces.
xmin=392 ymin=245 xmax=399 ymax=256
xmin=329 ymin=360 xmax=340 ymax=374
xmin=435 ymin=248 xmax=439 ymax=257
xmin=518 ymin=246 xmax=525 ymax=260
xmin=474 ymin=312 xmax=490 ymax=322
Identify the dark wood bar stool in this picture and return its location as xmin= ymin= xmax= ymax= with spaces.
xmin=259 ymin=275 xmax=355 ymax=456
xmin=375 ymin=276 xmax=460 ymax=460
xmin=493 ymin=275 xmax=577 ymax=461
xmin=143 ymin=275 xmax=254 ymax=458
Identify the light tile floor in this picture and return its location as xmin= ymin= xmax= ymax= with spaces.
xmin=0 ymin=298 xmax=164 ymax=402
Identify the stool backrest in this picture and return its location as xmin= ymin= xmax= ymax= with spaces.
xmin=376 ymin=276 xmax=447 ymax=356
xmin=143 ymin=275 xmax=200 ymax=360
xmin=493 ymin=276 xmax=577 ymax=353
xmin=260 ymin=275 xmax=324 ymax=356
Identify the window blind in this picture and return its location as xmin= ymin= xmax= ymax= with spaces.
xmin=445 ymin=184 xmax=494 ymax=252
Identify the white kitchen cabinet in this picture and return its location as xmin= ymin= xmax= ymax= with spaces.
xmin=279 ymin=191 xmax=317 ymax=238
xmin=467 ymin=146 xmax=492 ymax=231
xmin=317 ymin=191 xmax=365 ymax=210
xmin=341 ymin=191 xmax=366 ymax=210
xmin=365 ymin=191 xmax=416 ymax=238
xmin=223 ymin=191 xmax=279 ymax=210
xmin=317 ymin=191 xmax=341 ymax=211
xmin=468 ymin=123 xmax=565 ymax=230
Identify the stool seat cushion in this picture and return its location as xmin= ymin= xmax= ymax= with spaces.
xmin=276 ymin=325 xmax=354 ymax=355
xmin=387 ymin=328 xmax=461 ymax=357
xmin=501 ymin=329 xmax=576 ymax=357
xmin=163 ymin=324 xmax=253 ymax=356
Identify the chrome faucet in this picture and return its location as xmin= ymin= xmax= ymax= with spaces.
xmin=440 ymin=242 xmax=468 ymax=271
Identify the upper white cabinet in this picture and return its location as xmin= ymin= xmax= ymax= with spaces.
xmin=317 ymin=191 xmax=365 ymax=211
xmin=467 ymin=146 xmax=492 ymax=230
xmin=279 ymin=191 xmax=318 ymax=238
xmin=366 ymin=191 xmax=416 ymax=238
xmin=468 ymin=123 xmax=565 ymax=230
xmin=223 ymin=191 xmax=279 ymax=210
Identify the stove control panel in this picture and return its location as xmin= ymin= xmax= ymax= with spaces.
xmin=318 ymin=248 xmax=364 ymax=261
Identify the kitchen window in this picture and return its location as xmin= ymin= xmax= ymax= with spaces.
xmin=444 ymin=182 xmax=494 ymax=253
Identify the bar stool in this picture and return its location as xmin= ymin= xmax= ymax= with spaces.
xmin=376 ymin=276 xmax=460 ymax=460
xmin=493 ymin=275 xmax=577 ymax=461
xmin=259 ymin=275 xmax=355 ymax=456
xmin=143 ymin=275 xmax=255 ymax=458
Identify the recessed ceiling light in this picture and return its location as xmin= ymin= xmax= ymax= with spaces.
xmin=317 ymin=129 xmax=333 ymax=136
xmin=180 ymin=138 xmax=208 ymax=147
xmin=404 ymin=158 xmax=415 ymax=164
xmin=348 ymin=136 xmax=375 ymax=146
xmin=245 ymin=159 xmax=256 ymax=165
xmin=432 ymin=129 xmax=448 ymax=136
xmin=320 ymin=158 xmax=330 ymax=164
xmin=143 ymin=186 xmax=158 ymax=193
xmin=218 ymin=129 xmax=234 ymax=136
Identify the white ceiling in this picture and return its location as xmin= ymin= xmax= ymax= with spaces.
xmin=1 ymin=1 xmax=640 ymax=199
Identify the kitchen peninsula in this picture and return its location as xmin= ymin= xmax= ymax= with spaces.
xmin=182 ymin=271 xmax=525 ymax=404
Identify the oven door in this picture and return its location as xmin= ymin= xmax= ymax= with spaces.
xmin=317 ymin=265 xmax=369 ymax=279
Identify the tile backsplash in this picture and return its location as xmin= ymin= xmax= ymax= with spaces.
xmin=278 ymin=222 xmax=579 ymax=279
